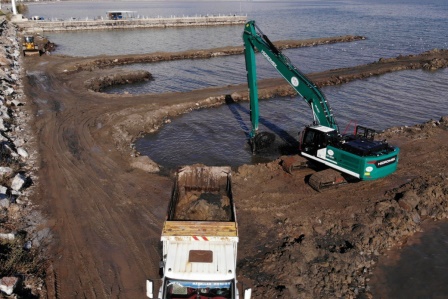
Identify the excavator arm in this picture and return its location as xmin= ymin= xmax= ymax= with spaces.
xmin=242 ymin=20 xmax=338 ymax=139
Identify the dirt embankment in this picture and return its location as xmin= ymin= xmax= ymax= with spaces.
xmin=60 ymin=35 xmax=366 ymax=73
xmin=13 ymin=27 xmax=448 ymax=299
xmin=252 ymin=48 xmax=448 ymax=100
xmin=84 ymin=70 xmax=152 ymax=92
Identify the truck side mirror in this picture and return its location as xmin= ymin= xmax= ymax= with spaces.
xmin=244 ymin=288 xmax=252 ymax=299
xmin=146 ymin=280 xmax=154 ymax=298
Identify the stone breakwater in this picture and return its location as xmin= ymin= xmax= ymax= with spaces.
xmin=0 ymin=19 xmax=45 ymax=297
xmin=16 ymin=15 xmax=247 ymax=33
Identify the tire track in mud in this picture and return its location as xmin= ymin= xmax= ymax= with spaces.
xmin=27 ymin=68 xmax=169 ymax=298
xmin=53 ymin=114 xmax=163 ymax=297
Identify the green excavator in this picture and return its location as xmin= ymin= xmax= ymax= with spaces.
xmin=242 ymin=20 xmax=399 ymax=191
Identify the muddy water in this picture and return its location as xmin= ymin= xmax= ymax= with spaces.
xmin=135 ymin=68 xmax=448 ymax=170
xmin=135 ymin=97 xmax=305 ymax=169
xmin=370 ymin=220 xmax=448 ymax=298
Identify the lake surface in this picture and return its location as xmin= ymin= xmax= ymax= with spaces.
xmin=27 ymin=1 xmax=448 ymax=297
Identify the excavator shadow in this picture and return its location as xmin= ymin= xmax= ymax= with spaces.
xmin=225 ymin=95 xmax=299 ymax=153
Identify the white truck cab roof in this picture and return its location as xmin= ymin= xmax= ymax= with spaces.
xmin=165 ymin=240 xmax=237 ymax=281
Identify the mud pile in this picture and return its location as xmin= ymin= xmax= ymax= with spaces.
xmin=174 ymin=190 xmax=231 ymax=221
xmin=235 ymin=117 xmax=448 ymax=298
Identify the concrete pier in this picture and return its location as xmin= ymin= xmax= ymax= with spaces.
xmin=16 ymin=15 xmax=247 ymax=34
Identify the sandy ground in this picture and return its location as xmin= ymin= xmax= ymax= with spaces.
xmin=22 ymin=43 xmax=448 ymax=298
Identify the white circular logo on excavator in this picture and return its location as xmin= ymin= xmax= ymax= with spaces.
xmin=366 ymin=166 xmax=373 ymax=172
xmin=291 ymin=77 xmax=299 ymax=87
xmin=327 ymin=149 xmax=334 ymax=156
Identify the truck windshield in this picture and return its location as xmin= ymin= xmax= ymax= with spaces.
xmin=163 ymin=279 xmax=234 ymax=299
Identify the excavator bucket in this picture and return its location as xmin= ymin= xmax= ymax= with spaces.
xmin=308 ymin=168 xmax=347 ymax=192
xmin=250 ymin=132 xmax=275 ymax=153
xmin=23 ymin=50 xmax=41 ymax=56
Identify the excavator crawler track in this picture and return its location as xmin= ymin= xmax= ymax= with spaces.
xmin=308 ymin=168 xmax=347 ymax=192
xmin=280 ymin=155 xmax=309 ymax=173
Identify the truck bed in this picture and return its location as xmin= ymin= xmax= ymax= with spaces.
xmin=163 ymin=165 xmax=238 ymax=240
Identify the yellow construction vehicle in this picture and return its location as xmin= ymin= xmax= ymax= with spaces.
xmin=22 ymin=35 xmax=44 ymax=56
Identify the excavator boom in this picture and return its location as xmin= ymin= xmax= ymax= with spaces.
xmin=243 ymin=20 xmax=338 ymax=139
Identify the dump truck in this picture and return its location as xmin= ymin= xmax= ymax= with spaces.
xmin=146 ymin=165 xmax=251 ymax=299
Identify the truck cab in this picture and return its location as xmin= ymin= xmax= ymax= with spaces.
xmin=158 ymin=235 xmax=239 ymax=299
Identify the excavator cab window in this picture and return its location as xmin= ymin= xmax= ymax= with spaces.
xmin=302 ymin=128 xmax=326 ymax=155
xmin=302 ymin=129 xmax=315 ymax=147
xmin=325 ymin=130 xmax=340 ymax=146
xmin=24 ymin=36 xmax=34 ymax=43
xmin=301 ymin=127 xmax=339 ymax=155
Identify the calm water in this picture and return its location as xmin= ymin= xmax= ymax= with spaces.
xmin=27 ymin=1 xmax=448 ymax=297
xmin=27 ymin=0 xmax=448 ymax=58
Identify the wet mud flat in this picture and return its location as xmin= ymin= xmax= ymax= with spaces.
xmin=20 ymin=32 xmax=448 ymax=299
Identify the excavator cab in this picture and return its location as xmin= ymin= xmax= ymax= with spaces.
xmin=299 ymin=125 xmax=338 ymax=155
